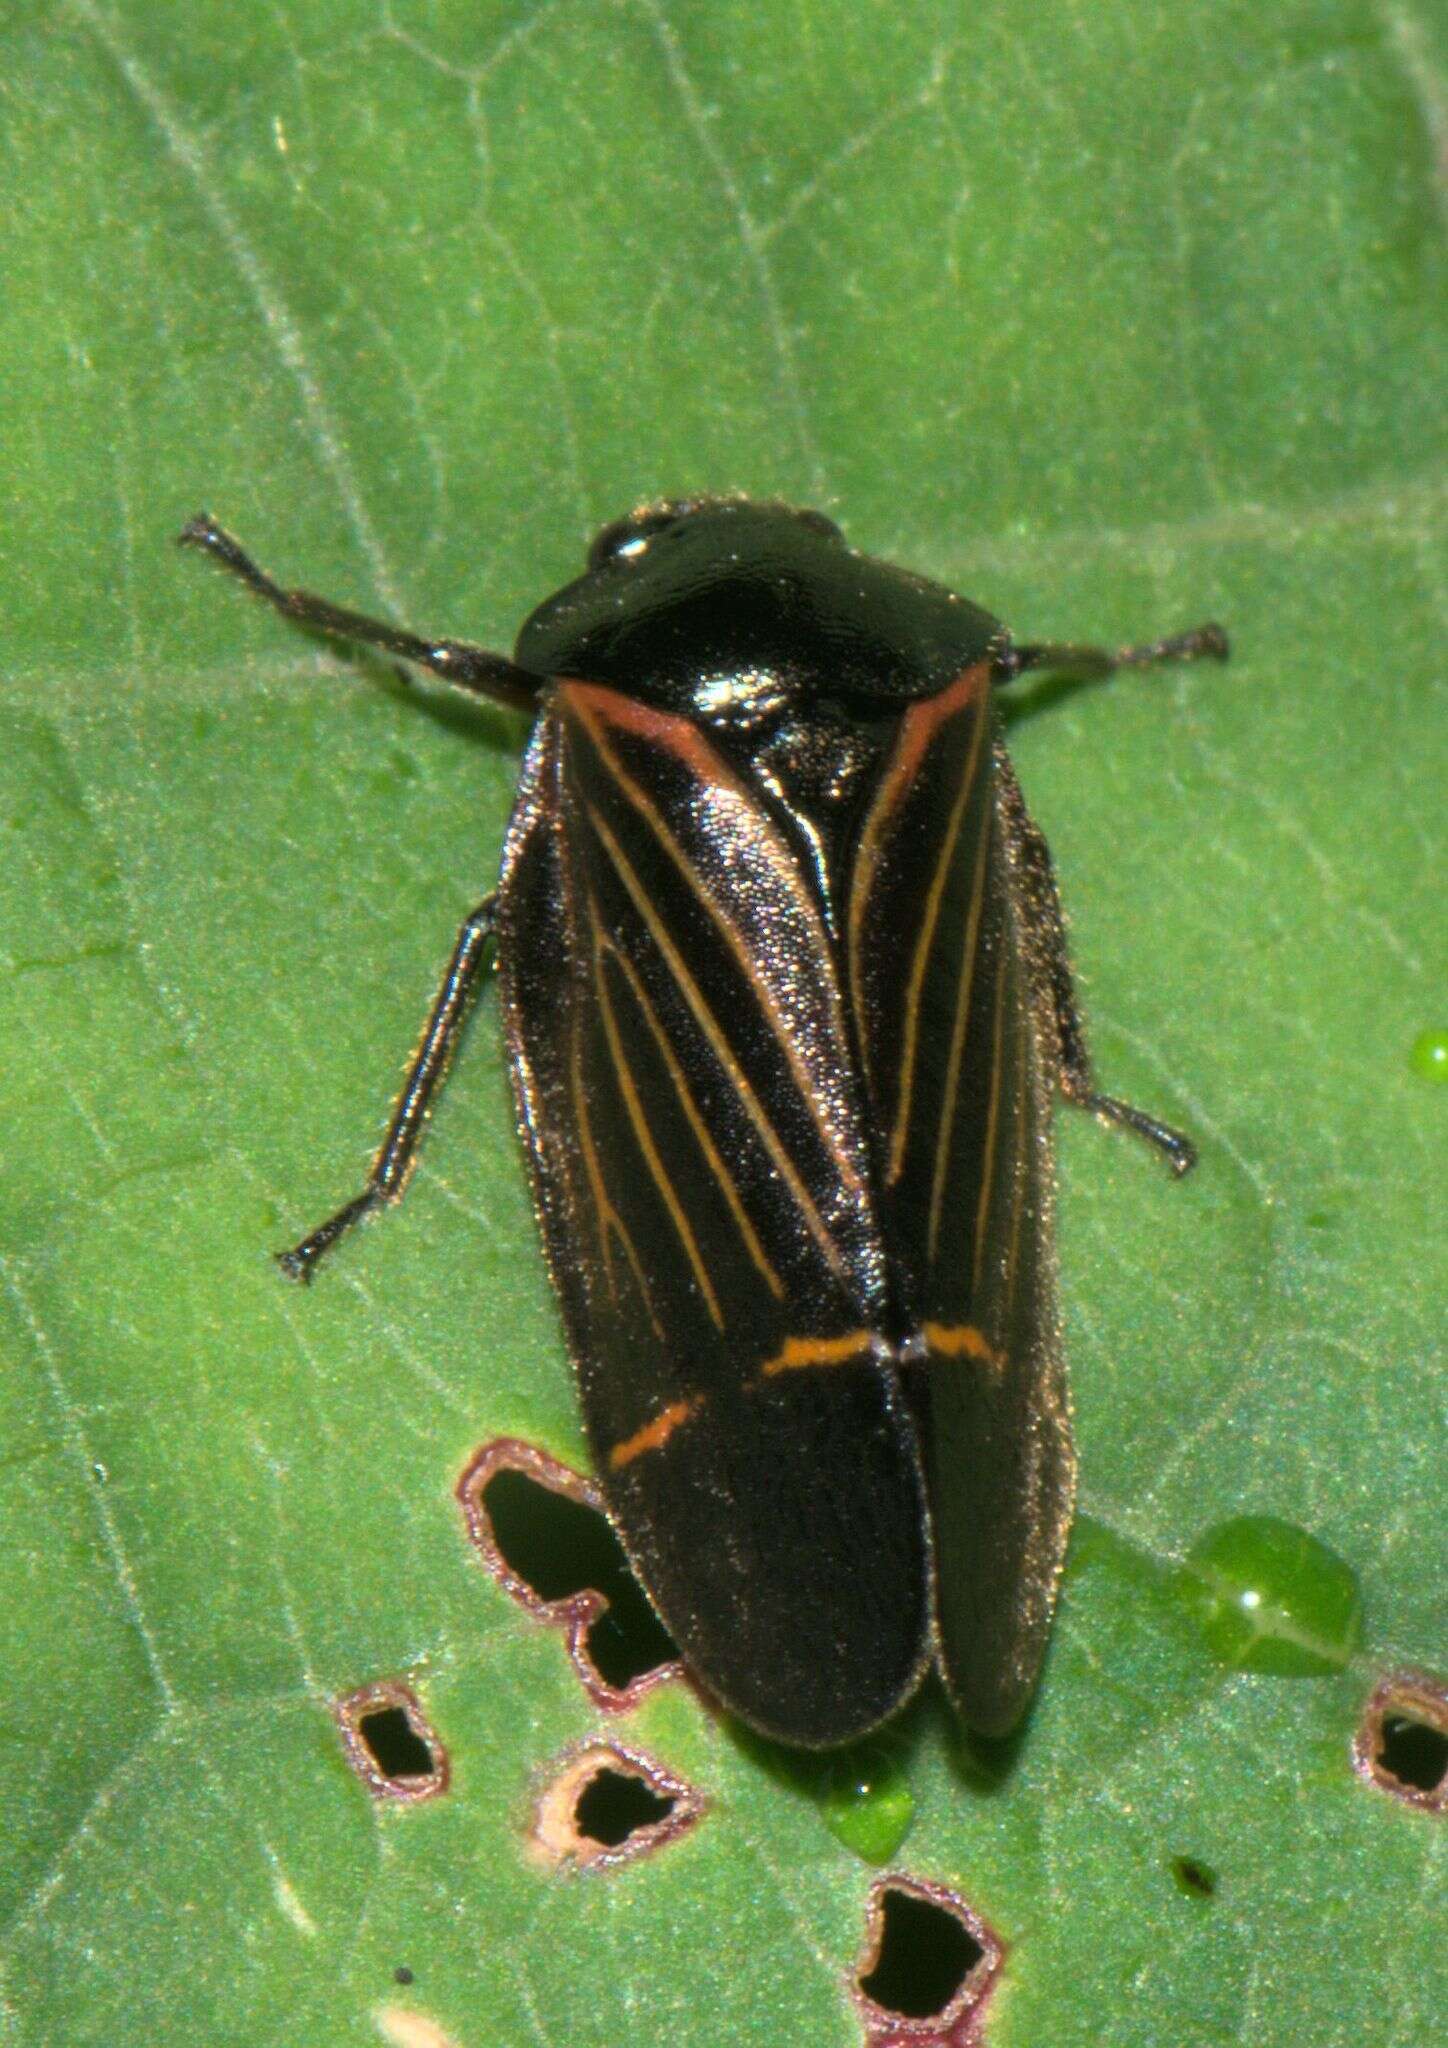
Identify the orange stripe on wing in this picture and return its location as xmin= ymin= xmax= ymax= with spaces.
xmin=569 ymin=1021 xmax=664 ymax=1340
xmin=844 ymin=663 xmax=992 ymax=1171
xmin=580 ymin=797 xmax=848 ymax=1285
xmin=564 ymin=683 xmax=867 ymax=1208
xmin=926 ymin=786 xmax=996 ymax=1261
xmin=609 ymin=1398 xmax=698 ymax=1471
xmin=1001 ymin=958 xmax=1034 ymax=1327
xmin=921 ymin=1320 xmax=1004 ymax=1371
xmin=759 ymin=1329 xmax=877 ymax=1378
xmin=971 ymin=935 xmax=1012 ymax=1297
xmin=603 ymin=936 xmax=785 ymax=1302
xmin=591 ymin=931 xmax=724 ymax=1331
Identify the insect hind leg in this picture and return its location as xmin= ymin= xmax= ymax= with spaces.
xmin=279 ymin=896 xmax=498 ymax=1280
xmin=1070 ymin=1090 xmax=1196 ymax=1175
xmin=993 ymin=745 xmax=1197 ymax=1176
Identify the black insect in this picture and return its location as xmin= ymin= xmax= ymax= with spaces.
xmin=182 ymin=498 xmax=1225 ymax=1746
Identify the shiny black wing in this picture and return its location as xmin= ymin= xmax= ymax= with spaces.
xmin=848 ymin=662 xmax=1076 ymax=1736
xmin=496 ymin=679 xmax=931 ymax=1746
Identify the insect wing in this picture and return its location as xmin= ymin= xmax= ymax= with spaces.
xmin=849 ymin=664 xmax=1076 ymax=1736
xmin=497 ymin=680 xmax=932 ymax=1746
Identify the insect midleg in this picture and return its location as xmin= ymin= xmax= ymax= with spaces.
xmin=278 ymin=896 xmax=498 ymax=1280
xmin=177 ymin=514 xmax=541 ymax=710
xmin=992 ymin=612 xmax=1228 ymax=1176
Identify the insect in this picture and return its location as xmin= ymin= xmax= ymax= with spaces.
xmin=182 ymin=498 xmax=1226 ymax=1746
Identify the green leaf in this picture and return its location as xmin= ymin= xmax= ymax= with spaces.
xmin=3 ymin=1 xmax=1443 ymax=2043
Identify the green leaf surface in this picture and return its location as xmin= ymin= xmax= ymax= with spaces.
xmin=3 ymin=2 xmax=1444 ymax=2043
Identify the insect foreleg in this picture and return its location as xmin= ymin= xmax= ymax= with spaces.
xmin=178 ymin=514 xmax=540 ymax=710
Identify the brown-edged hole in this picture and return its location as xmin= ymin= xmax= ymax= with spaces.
xmin=335 ymin=1681 xmax=448 ymax=1802
xmin=1354 ymin=1673 xmax=1448 ymax=1814
xmin=859 ymin=1886 xmax=984 ymax=2019
xmin=574 ymin=1766 xmax=677 ymax=1848
xmin=482 ymin=1466 xmax=676 ymax=1687
xmin=532 ymin=1740 xmax=704 ymax=1872
xmin=359 ymin=1705 xmax=436 ymax=1781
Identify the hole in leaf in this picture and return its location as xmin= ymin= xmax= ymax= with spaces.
xmin=1169 ymin=1855 xmax=1219 ymax=1899
xmin=483 ymin=1468 xmax=677 ymax=1686
xmin=855 ymin=1876 xmax=1002 ymax=2045
xmin=359 ymin=1706 xmax=434 ymax=1779
xmin=531 ymin=1740 xmax=704 ymax=1872
xmin=333 ymin=1682 xmax=447 ymax=1802
xmin=860 ymin=1890 xmax=982 ymax=2016
xmin=1379 ymin=1716 xmax=1448 ymax=1793
xmin=1354 ymin=1672 xmax=1448 ymax=1813
xmin=457 ymin=1438 xmax=680 ymax=1709
xmin=574 ymin=1766 xmax=677 ymax=1847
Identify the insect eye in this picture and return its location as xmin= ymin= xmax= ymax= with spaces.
xmin=587 ymin=505 xmax=691 ymax=571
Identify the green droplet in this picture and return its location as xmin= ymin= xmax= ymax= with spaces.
xmin=1177 ymin=1515 xmax=1362 ymax=1675
xmin=820 ymin=1745 xmax=914 ymax=1864
xmin=1408 ymin=1029 xmax=1448 ymax=1081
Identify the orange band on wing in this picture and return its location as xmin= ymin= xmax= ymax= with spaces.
xmin=760 ymin=1330 xmax=876 ymax=1378
xmin=609 ymin=1399 xmax=698 ymax=1470
xmin=921 ymin=1321 xmax=1003 ymax=1370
